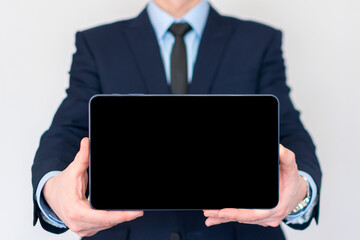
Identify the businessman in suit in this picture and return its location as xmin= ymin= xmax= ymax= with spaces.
xmin=32 ymin=0 xmax=322 ymax=239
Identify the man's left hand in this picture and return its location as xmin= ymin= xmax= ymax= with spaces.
xmin=203 ymin=144 xmax=308 ymax=227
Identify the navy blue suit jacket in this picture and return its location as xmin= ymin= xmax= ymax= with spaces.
xmin=32 ymin=7 xmax=322 ymax=240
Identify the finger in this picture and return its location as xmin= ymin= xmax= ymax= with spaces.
xmin=205 ymin=208 xmax=270 ymax=223
xmin=72 ymin=138 xmax=90 ymax=174
xmin=205 ymin=217 xmax=233 ymax=227
xmin=78 ymin=207 xmax=144 ymax=227
xmin=102 ymin=210 xmax=144 ymax=226
xmin=203 ymin=210 xmax=220 ymax=217
xmin=218 ymin=209 xmax=258 ymax=222
xmin=204 ymin=208 xmax=251 ymax=219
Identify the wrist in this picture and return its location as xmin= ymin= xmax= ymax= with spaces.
xmin=35 ymin=171 xmax=66 ymax=228
xmin=300 ymin=175 xmax=308 ymax=199
xmin=291 ymin=175 xmax=310 ymax=214
xmin=43 ymin=175 xmax=58 ymax=210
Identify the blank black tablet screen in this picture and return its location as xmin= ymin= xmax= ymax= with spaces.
xmin=89 ymin=95 xmax=279 ymax=210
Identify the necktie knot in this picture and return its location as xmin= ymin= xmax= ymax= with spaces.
xmin=169 ymin=23 xmax=192 ymax=37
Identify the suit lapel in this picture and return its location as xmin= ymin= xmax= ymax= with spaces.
xmin=124 ymin=10 xmax=170 ymax=94
xmin=189 ymin=7 xmax=236 ymax=94
xmin=124 ymin=8 xmax=234 ymax=94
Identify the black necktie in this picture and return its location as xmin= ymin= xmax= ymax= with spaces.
xmin=168 ymin=23 xmax=192 ymax=94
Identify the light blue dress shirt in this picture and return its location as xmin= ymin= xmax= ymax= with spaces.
xmin=36 ymin=0 xmax=318 ymax=228
xmin=147 ymin=0 xmax=209 ymax=83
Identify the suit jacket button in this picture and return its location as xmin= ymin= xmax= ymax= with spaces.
xmin=170 ymin=232 xmax=181 ymax=240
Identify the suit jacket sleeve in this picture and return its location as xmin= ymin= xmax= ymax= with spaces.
xmin=257 ymin=29 xmax=322 ymax=230
xmin=31 ymin=31 xmax=101 ymax=233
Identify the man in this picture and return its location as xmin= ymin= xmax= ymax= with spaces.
xmin=32 ymin=0 xmax=322 ymax=239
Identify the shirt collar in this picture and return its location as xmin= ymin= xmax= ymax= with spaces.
xmin=147 ymin=0 xmax=210 ymax=41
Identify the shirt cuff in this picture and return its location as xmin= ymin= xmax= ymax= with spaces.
xmin=284 ymin=170 xmax=318 ymax=225
xmin=36 ymin=171 xmax=67 ymax=228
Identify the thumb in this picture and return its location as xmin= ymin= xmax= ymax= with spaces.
xmin=279 ymin=144 xmax=297 ymax=172
xmin=72 ymin=137 xmax=90 ymax=174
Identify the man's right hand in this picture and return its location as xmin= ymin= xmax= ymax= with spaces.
xmin=43 ymin=137 xmax=144 ymax=237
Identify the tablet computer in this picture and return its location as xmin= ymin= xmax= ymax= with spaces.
xmin=89 ymin=94 xmax=279 ymax=210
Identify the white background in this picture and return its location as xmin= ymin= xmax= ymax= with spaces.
xmin=1 ymin=0 xmax=359 ymax=239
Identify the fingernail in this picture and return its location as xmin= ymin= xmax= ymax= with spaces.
xmin=203 ymin=210 xmax=217 ymax=217
xmin=205 ymin=218 xmax=214 ymax=227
